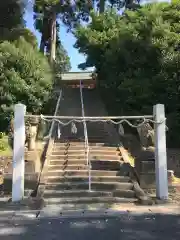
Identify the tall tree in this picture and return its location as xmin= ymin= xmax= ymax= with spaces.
xmin=75 ymin=2 xmax=180 ymax=146
xmin=54 ymin=44 xmax=71 ymax=73
xmin=34 ymin=0 xmax=93 ymax=64
xmin=33 ymin=0 xmax=137 ymax=65
xmin=55 ymin=22 xmax=71 ymax=73
xmin=97 ymin=0 xmax=141 ymax=13
xmin=0 ymin=0 xmax=24 ymax=29
xmin=8 ymin=28 xmax=38 ymax=48
xmin=0 ymin=0 xmax=38 ymax=49
xmin=34 ymin=0 xmax=59 ymax=63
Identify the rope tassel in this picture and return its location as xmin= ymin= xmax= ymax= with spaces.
xmin=71 ymin=122 xmax=77 ymax=134
xmin=57 ymin=123 xmax=61 ymax=139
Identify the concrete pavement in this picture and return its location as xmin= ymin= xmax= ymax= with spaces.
xmin=0 ymin=209 xmax=180 ymax=240
xmin=0 ymin=203 xmax=180 ymax=219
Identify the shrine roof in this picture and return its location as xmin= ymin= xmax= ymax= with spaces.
xmin=60 ymin=71 xmax=95 ymax=81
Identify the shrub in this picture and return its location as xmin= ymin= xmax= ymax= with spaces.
xmin=75 ymin=2 xmax=180 ymax=147
xmin=0 ymin=38 xmax=53 ymax=131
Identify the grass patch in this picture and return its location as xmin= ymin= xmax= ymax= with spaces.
xmin=172 ymin=176 xmax=180 ymax=184
xmin=128 ymin=153 xmax=135 ymax=167
xmin=0 ymin=134 xmax=12 ymax=156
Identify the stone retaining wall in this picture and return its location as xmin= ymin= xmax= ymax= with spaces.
xmin=135 ymin=148 xmax=180 ymax=189
xmin=0 ymin=153 xmax=41 ymax=195
xmin=167 ymin=149 xmax=180 ymax=177
xmin=0 ymin=150 xmax=42 ymax=173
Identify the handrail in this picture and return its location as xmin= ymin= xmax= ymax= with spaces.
xmin=79 ymin=80 xmax=91 ymax=192
xmin=48 ymin=90 xmax=62 ymax=139
xmin=37 ymin=89 xmax=62 ymax=196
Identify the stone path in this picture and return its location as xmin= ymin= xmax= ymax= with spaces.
xmin=0 ymin=205 xmax=180 ymax=240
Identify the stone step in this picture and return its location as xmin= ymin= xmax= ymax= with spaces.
xmin=49 ymin=159 xmax=123 ymax=166
xmin=54 ymin=142 xmax=85 ymax=147
xmin=48 ymin=164 xmax=87 ymax=171
xmin=88 ymin=139 xmax=112 ymax=143
xmin=53 ymin=146 xmax=119 ymax=152
xmin=51 ymin=154 xmax=86 ymax=160
xmin=46 ymin=175 xmax=130 ymax=183
xmin=44 ymin=196 xmax=136 ymax=205
xmin=52 ymin=149 xmax=119 ymax=155
xmin=90 ymin=146 xmax=118 ymax=150
xmin=86 ymin=126 xmax=108 ymax=130
xmin=49 ymin=159 xmax=86 ymax=165
xmin=52 ymin=147 xmax=120 ymax=155
xmin=41 ymin=201 xmax=137 ymax=214
xmin=43 ymin=189 xmax=135 ymax=198
xmin=90 ymin=155 xmax=122 ymax=161
xmin=88 ymin=135 xmax=110 ymax=139
xmin=53 ymin=145 xmax=85 ymax=151
xmin=44 ymin=190 xmax=109 ymax=198
xmin=89 ymin=130 xmax=112 ymax=133
xmin=46 ymin=170 xmax=123 ymax=177
xmin=87 ymin=131 xmax=109 ymax=135
xmin=50 ymin=157 xmax=86 ymax=162
xmin=52 ymin=149 xmax=86 ymax=154
xmin=59 ymin=137 xmax=85 ymax=142
xmin=90 ymin=162 xmax=122 ymax=170
xmin=45 ymin=181 xmax=133 ymax=191
xmin=54 ymin=142 xmax=113 ymax=147
xmin=89 ymin=150 xmax=119 ymax=155
xmin=48 ymin=162 xmax=122 ymax=171
xmin=87 ymin=127 xmax=108 ymax=131
xmin=50 ymin=154 xmax=122 ymax=161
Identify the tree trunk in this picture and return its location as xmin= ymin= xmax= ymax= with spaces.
xmin=49 ymin=11 xmax=56 ymax=64
xmin=99 ymin=0 xmax=105 ymax=13
xmin=40 ymin=15 xmax=46 ymax=54
xmin=40 ymin=36 xmax=45 ymax=53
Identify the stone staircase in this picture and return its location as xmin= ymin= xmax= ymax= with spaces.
xmin=39 ymin=87 xmax=139 ymax=211
xmin=43 ymin=140 xmax=137 ymax=209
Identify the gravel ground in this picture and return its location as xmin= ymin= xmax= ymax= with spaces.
xmin=1 ymin=212 xmax=180 ymax=240
xmin=145 ymin=186 xmax=180 ymax=204
xmin=169 ymin=187 xmax=180 ymax=203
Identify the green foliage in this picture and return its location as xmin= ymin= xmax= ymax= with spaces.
xmin=98 ymin=0 xmax=140 ymax=11
xmin=0 ymin=0 xmax=24 ymax=42
xmin=34 ymin=0 xmax=93 ymax=27
xmin=0 ymin=1 xmax=38 ymax=49
xmin=75 ymin=2 xmax=180 ymax=147
xmin=33 ymin=0 xmax=94 ymax=60
xmin=1 ymin=28 xmax=38 ymax=49
xmin=0 ymin=38 xmax=53 ymax=131
xmin=0 ymin=133 xmax=10 ymax=154
xmin=0 ymin=132 xmax=5 ymax=139
xmin=0 ymin=140 xmax=7 ymax=152
xmin=0 ymin=0 xmax=24 ymax=31
xmin=8 ymin=28 xmax=38 ymax=49
xmin=54 ymin=45 xmax=71 ymax=73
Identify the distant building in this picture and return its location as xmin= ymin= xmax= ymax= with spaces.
xmin=60 ymin=71 xmax=96 ymax=89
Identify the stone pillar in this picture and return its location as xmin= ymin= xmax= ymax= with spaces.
xmin=12 ymin=104 xmax=26 ymax=202
xmin=28 ymin=117 xmax=39 ymax=151
xmin=153 ymin=104 xmax=168 ymax=200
